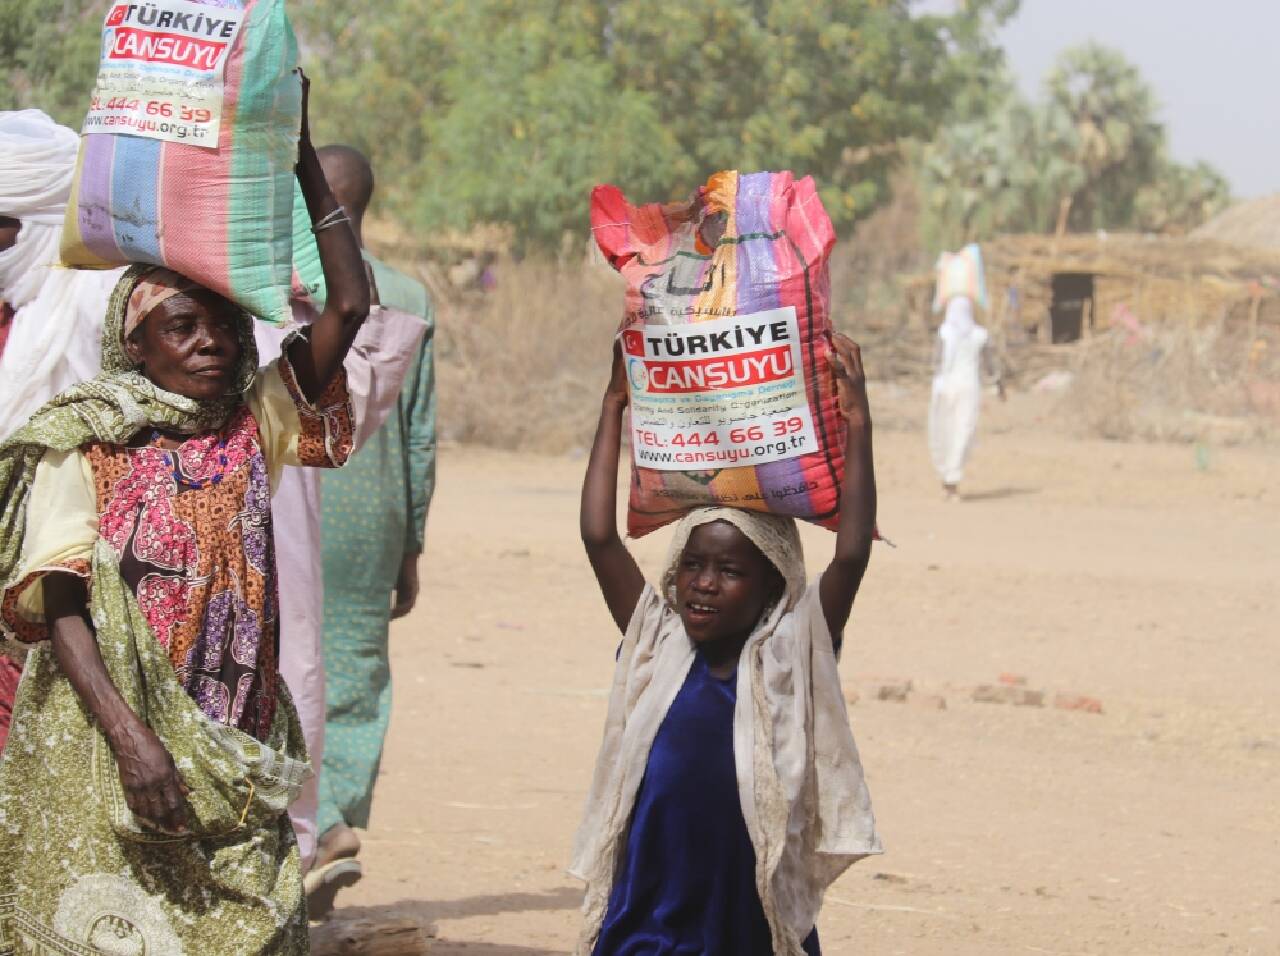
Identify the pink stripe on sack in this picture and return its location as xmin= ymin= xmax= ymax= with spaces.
xmin=156 ymin=4 xmax=245 ymax=295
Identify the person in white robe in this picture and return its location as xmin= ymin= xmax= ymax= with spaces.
xmin=927 ymin=294 xmax=1003 ymax=499
xmin=0 ymin=109 xmax=121 ymax=441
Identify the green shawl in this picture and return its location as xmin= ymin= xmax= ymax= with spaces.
xmin=0 ymin=265 xmax=259 ymax=638
xmin=0 ymin=266 xmax=309 ymax=955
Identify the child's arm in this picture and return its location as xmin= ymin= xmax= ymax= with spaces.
xmin=581 ymin=345 xmax=646 ymax=632
xmin=819 ymin=334 xmax=877 ymax=638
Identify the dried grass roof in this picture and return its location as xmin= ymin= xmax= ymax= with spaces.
xmin=979 ymin=233 xmax=1280 ymax=286
xmin=1191 ymin=194 xmax=1280 ymax=251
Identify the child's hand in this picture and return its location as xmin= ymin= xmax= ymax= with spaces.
xmin=605 ymin=341 xmax=630 ymax=408
xmin=830 ymin=333 xmax=871 ymax=427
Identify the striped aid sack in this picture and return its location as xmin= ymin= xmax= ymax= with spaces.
xmin=61 ymin=0 xmax=301 ymax=324
xmin=932 ymin=242 xmax=988 ymax=313
xmin=593 ymin=170 xmax=846 ymax=538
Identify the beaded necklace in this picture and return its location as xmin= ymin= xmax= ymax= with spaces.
xmin=149 ymin=429 xmax=230 ymax=491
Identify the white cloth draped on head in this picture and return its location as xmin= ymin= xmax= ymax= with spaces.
xmin=936 ymin=294 xmax=977 ymax=369
xmin=572 ymin=506 xmax=882 ymax=955
xmin=661 ymin=507 xmax=806 ymax=613
xmin=0 ymin=109 xmax=122 ymax=441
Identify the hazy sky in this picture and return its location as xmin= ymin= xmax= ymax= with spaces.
xmin=997 ymin=1 xmax=1275 ymax=199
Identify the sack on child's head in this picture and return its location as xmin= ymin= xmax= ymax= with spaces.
xmin=60 ymin=0 xmax=300 ymax=324
xmin=593 ymin=170 xmax=845 ymax=538
xmin=932 ymin=243 xmax=988 ymax=314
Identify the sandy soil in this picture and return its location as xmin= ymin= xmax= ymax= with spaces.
xmin=330 ymin=391 xmax=1280 ymax=955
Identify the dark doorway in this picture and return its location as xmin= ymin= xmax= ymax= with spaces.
xmin=1049 ymin=273 xmax=1094 ymax=343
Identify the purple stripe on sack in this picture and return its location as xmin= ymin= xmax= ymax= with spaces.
xmin=77 ymin=134 xmax=125 ymax=262
xmin=734 ymin=171 xmax=781 ymax=315
xmin=753 ymin=455 xmax=814 ymax=515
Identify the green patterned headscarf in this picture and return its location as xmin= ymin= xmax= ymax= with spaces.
xmin=0 ymin=264 xmax=259 ymax=640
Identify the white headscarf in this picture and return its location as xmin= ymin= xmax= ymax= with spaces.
xmin=572 ymin=507 xmax=881 ymax=955
xmin=661 ymin=506 xmax=806 ymax=613
xmin=0 ymin=110 xmax=121 ymax=441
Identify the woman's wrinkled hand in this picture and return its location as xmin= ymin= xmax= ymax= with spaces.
xmin=295 ymin=68 xmax=313 ymax=155
xmin=110 ymin=721 xmax=191 ymax=835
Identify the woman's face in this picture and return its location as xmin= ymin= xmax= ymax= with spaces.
xmin=673 ymin=520 xmax=783 ymax=644
xmin=124 ymin=291 xmax=242 ymax=401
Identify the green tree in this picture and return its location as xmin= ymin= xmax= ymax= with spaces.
xmin=1039 ymin=42 xmax=1163 ymax=234
xmin=915 ymin=69 xmax=1043 ymax=249
xmin=1133 ymin=159 xmax=1231 ymax=236
xmin=606 ymin=0 xmax=1017 ymax=228
xmin=915 ymin=41 xmax=1230 ymax=247
xmin=297 ymin=0 xmax=1017 ymax=250
xmin=1 ymin=0 xmax=101 ymax=128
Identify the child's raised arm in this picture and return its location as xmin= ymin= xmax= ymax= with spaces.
xmin=819 ymin=334 xmax=877 ymax=639
xmin=581 ymin=345 xmax=645 ymax=632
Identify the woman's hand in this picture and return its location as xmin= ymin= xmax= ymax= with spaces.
xmin=391 ymin=553 xmax=420 ymax=619
xmin=288 ymin=69 xmax=371 ymax=402
xmin=45 ymin=572 xmax=191 ymax=835
xmin=830 ymin=333 xmax=871 ymax=427
xmin=109 ymin=720 xmax=191 ymax=835
xmin=296 ymin=68 xmax=314 ymax=159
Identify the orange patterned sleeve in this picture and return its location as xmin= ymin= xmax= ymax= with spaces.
xmin=276 ymin=355 xmax=355 ymax=468
xmin=248 ymin=356 xmax=355 ymax=476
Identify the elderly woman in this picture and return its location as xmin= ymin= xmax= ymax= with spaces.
xmin=0 ymin=79 xmax=366 ymax=954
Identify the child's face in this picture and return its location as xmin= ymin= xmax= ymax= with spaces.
xmin=674 ymin=521 xmax=782 ymax=644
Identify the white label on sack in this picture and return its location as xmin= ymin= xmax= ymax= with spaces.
xmin=621 ymin=307 xmax=820 ymax=472
xmin=82 ymin=1 xmax=246 ymax=148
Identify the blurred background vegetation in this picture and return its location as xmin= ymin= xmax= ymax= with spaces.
xmin=2 ymin=0 xmax=1231 ymax=257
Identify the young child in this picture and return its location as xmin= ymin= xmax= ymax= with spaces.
xmin=572 ymin=334 xmax=883 ymax=955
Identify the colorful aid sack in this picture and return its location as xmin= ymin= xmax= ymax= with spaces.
xmin=593 ymin=170 xmax=845 ymax=538
xmin=932 ymin=242 xmax=988 ymax=313
xmin=60 ymin=0 xmax=300 ymax=324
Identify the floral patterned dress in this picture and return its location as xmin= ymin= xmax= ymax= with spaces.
xmin=0 ymin=357 xmax=352 ymax=956
xmin=2 ymin=359 xmax=351 ymax=740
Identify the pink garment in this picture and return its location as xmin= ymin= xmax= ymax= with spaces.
xmin=255 ymin=302 xmax=428 ymax=870
xmin=0 ymin=655 xmax=20 ymax=754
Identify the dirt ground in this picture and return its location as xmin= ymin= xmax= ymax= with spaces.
xmin=330 ymin=388 xmax=1280 ymax=955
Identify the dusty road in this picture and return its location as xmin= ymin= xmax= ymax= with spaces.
xmin=331 ymin=396 xmax=1279 ymax=955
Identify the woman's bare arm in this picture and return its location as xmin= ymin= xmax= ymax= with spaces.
xmin=45 ymin=573 xmax=190 ymax=834
xmin=286 ymin=71 xmax=370 ymax=402
xmin=581 ymin=346 xmax=645 ymax=632
xmin=819 ymin=335 xmax=877 ymax=639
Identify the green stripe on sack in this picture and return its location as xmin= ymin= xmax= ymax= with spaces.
xmin=227 ymin=0 xmax=300 ymax=325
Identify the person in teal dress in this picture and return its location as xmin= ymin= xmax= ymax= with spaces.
xmin=305 ymin=147 xmax=437 ymax=913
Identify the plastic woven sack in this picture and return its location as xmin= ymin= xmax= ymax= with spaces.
xmin=931 ymin=242 xmax=988 ymax=313
xmin=593 ymin=170 xmax=845 ymax=538
xmin=60 ymin=0 xmax=300 ymax=324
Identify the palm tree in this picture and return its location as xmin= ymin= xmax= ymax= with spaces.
xmin=1038 ymin=43 xmax=1163 ymax=235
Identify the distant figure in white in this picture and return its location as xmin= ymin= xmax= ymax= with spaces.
xmin=927 ymin=295 xmax=1003 ymax=500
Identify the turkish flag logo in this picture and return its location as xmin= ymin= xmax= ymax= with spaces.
xmin=621 ymin=330 xmax=644 ymax=356
xmin=106 ymin=5 xmax=128 ymax=26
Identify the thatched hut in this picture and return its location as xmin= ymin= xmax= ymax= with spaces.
xmin=906 ymin=232 xmax=1280 ymax=346
xmin=1191 ymin=194 xmax=1280 ymax=251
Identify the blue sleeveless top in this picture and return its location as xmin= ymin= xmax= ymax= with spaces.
xmin=593 ymin=651 xmax=821 ymax=956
